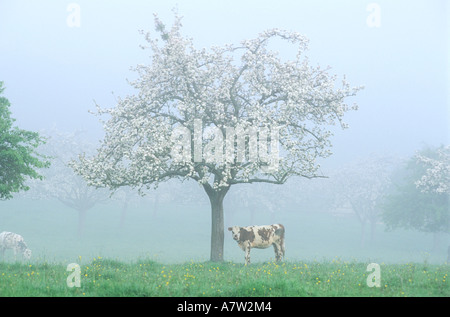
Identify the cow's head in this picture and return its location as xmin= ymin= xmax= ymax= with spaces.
xmin=228 ymin=226 xmax=240 ymax=241
xmin=23 ymin=248 xmax=31 ymax=260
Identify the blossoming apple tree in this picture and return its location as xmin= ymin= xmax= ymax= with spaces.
xmin=415 ymin=145 xmax=450 ymax=195
xmin=71 ymin=14 xmax=363 ymax=261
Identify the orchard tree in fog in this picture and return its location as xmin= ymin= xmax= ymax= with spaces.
xmin=71 ymin=14 xmax=363 ymax=261
xmin=332 ymin=156 xmax=395 ymax=247
xmin=26 ymin=130 xmax=110 ymax=237
xmin=0 ymin=82 xmax=50 ymax=200
xmin=415 ymin=145 xmax=450 ymax=195
xmin=382 ymin=146 xmax=449 ymax=251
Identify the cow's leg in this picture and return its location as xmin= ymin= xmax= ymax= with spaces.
xmin=280 ymin=238 xmax=285 ymax=258
xmin=273 ymin=243 xmax=281 ymax=261
xmin=273 ymin=243 xmax=284 ymax=262
xmin=244 ymin=245 xmax=251 ymax=265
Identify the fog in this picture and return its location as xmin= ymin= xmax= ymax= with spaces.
xmin=0 ymin=1 xmax=448 ymax=265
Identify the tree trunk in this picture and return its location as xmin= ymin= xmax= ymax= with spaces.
xmin=360 ymin=221 xmax=366 ymax=248
xmin=204 ymin=184 xmax=229 ymax=262
xmin=369 ymin=219 xmax=376 ymax=244
xmin=210 ymin=194 xmax=224 ymax=262
xmin=77 ymin=208 xmax=87 ymax=237
xmin=432 ymin=232 xmax=441 ymax=252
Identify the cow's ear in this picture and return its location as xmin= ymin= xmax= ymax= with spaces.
xmin=227 ymin=227 xmax=232 ymax=231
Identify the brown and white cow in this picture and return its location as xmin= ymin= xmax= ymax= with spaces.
xmin=228 ymin=224 xmax=285 ymax=265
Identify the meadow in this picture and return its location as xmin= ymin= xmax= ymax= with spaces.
xmin=0 ymin=258 xmax=448 ymax=296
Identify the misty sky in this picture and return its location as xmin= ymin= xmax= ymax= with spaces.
xmin=0 ymin=0 xmax=448 ymax=168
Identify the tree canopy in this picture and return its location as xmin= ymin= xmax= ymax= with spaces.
xmin=382 ymin=146 xmax=449 ymax=236
xmin=23 ymin=129 xmax=109 ymax=236
xmin=0 ymin=81 xmax=50 ymax=200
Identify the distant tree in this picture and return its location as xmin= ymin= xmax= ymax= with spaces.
xmin=332 ymin=155 xmax=396 ymax=247
xmin=415 ymin=145 xmax=450 ymax=195
xmin=71 ymin=14 xmax=362 ymax=261
xmin=0 ymin=81 xmax=50 ymax=200
xmin=382 ymin=146 xmax=450 ymax=250
xmin=112 ymin=185 xmax=147 ymax=229
xmin=25 ymin=129 xmax=110 ymax=237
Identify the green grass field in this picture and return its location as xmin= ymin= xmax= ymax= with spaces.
xmin=0 ymin=258 xmax=448 ymax=296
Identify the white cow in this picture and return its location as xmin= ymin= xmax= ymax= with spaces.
xmin=0 ymin=232 xmax=32 ymax=260
xmin=228 ymin=224 xmax=285 ymax=265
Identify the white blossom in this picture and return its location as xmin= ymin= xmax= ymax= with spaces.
xmin=71 ymin=13 xmax=362 ymax=194
xmin=415 ymin=145 xmax=450 ymax=194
